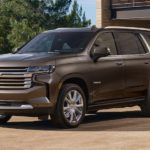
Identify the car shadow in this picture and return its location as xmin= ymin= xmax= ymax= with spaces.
xmin=1 ymin=110 xmax=150 ymax=131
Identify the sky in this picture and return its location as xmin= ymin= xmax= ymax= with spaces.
xmin=76 ymin=0 xmax=96 ymax=25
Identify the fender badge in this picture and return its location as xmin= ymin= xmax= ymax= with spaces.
xmin=93 ymin=81 xmax=102 ymax=85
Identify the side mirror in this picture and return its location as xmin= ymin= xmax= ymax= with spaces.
xmin=92 ymin=46 xmax=111 ymax=62
xmin=12 ymin=47 xmax=19 ymax=54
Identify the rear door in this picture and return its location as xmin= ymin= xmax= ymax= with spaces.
xmin=113 ymin=31 xmax=150 ymax=98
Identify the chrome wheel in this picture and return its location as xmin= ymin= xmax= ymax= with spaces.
xmin=63 ymin=90 xmax=84 ymax=124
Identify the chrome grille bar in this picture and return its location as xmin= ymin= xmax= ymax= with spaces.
xmin=0 ymin=78 xmax=31 ymax=82
xmin=0 ymin=81 xmax=31 ymax=85
xmin=0 ymin=67 xmax=32 ymax=89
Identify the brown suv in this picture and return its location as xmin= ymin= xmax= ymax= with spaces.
xmin=0 ymin=26 xmax=150 ymax=128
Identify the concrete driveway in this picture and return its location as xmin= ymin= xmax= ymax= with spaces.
xmin=0 ymin=106 xmax=150 ymax=150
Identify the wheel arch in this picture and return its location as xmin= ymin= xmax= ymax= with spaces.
xmin=58 ymin=74 xmax=90 ymax=107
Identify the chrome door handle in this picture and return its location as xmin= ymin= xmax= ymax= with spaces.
xmin=144 ymin=62 xmax=149 ymax=65
xmin=116 ymin=62 xmax=123 ymax=66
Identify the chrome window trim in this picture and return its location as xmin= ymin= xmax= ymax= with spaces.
xmin=140 ymin=33 xmax=150 ymax=53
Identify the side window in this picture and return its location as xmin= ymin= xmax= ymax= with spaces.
xmin=143 ymin=33 xmax=150 ymax=47
xmin=93 ymin=32 xmax=117 ymax=55
xmin=114 ymin=32 xmax=145 ymax=55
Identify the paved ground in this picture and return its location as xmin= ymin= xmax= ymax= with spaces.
xmin=1 ymin=106 xmax=150 ymax=150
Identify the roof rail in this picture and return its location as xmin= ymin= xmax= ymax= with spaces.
xmin=105 ymin=26 xmax=150 ymax=31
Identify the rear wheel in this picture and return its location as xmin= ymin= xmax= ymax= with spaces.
xmin=51 ymin=84 xmax=86 ymax=128
xmin=140 ymin=102 xmax=150 ymax=117
xmin=140 ymin=86 xmax=150 ymax=116
xmin=0 ymin=115 xmax=11 ymax=124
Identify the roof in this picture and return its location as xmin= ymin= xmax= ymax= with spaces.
xmin=105 ymin=26 xmax=150 ymax=32
xmin=43 ymin=26 xmax=150 ymax=34
xmin=43 ymin=26 xmax=100 ymax=33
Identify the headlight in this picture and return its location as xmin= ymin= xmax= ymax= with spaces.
xmin=27 ymin=65 xmax=55 ymax=73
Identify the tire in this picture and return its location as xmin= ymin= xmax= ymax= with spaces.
xmin=140 ymin=86 xmax=150 ymax=117
xmin=51 ymin=84 xmax=87 ymax=128
xmin=140 ymin=101 xmax=150 ymax=117
xmin=0 ymin=115 xmax=11 ymax=124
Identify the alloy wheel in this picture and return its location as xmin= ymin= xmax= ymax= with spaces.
xmin=63 ymin=90 xmax=84 ymax=124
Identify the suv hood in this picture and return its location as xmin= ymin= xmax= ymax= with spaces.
xmin=0 ymin=53 xmax=57 ymax=67
xmin=0 ymin=53 xmax=57 ymax=61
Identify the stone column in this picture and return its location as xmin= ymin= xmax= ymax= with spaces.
xmin=96 ymin=0 xmax=111 ymax=27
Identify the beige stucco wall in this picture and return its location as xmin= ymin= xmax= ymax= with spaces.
xmin=96 ymin=0 xmax=150 ymax=28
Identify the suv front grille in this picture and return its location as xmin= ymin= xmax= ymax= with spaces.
xmin=0 ymin=67 xmax=32 ymax=89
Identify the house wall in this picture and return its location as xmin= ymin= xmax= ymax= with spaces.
xmin=96 ymin=0 xmax=150 ymax=28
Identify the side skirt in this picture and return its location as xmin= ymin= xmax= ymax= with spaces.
xmin=88 ymin=97 xmax=145 ymax=111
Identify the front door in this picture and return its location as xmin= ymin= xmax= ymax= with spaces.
xmin=91 ymin=32 xmax=125 ymax=103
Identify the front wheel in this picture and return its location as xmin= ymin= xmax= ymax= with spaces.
xmin=0 ymin=115 xmax=11 ymax=124
xmin=51 ymin=84 xmax=86 ymax=128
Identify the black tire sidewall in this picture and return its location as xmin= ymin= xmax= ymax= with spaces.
xmin=141 ymin=86 xmax=150 ymax=116
xmin=0 ymin=115 xmax=11 ymax=124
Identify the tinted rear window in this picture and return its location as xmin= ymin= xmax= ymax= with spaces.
xmin=114 ymin=32 xmax=145 ymax=55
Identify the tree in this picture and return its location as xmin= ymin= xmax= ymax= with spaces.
xmin=67 ymin=0 xmax=91 ymax=27
xmin=8 ymin=19 xmax=43 ymax=49
xmin=0 ymin=0 xmax=91 ymax=53
xmin=0 ymin=16 xmax=11 ymax=53
xmin=0 ymin=0 xmax=44 ymax=52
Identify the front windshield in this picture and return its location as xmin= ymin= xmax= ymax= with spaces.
xmin=18 ymin=32 xmax=93 ymax=54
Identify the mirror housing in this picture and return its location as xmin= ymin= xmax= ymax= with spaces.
xmin=92 ymin=46 xmax=111 ymax=62
xmin=12 ymin=47 xmax=19 ymax=54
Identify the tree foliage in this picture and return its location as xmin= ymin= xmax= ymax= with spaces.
xmin=67 ymin=1 xmax=91 ymax=27
xmin=0 ymin=0 xmax=91 ymax=53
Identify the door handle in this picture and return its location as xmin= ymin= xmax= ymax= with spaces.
xmin=116 ymin=62 xmax=123 ymax=66
xmin=144 ymin=62 xmax=149 ymax=65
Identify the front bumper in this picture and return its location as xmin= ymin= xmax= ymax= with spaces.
xmin=0 ymin=86 xmax=53 ymax=116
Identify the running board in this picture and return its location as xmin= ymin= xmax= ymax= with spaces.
xmin=88 ymin=97 xmax=145 ymax=111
